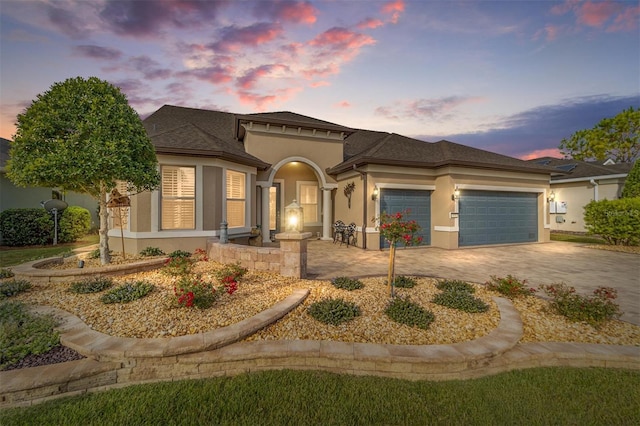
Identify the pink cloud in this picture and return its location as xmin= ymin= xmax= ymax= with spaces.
xmin=236 ymin=64 xmax=290 ymax=90
xmin=309 ymin=81 xmax=330 ymax=88
xmin=376 ymin=96 xmax=485 ymax=122
xmin=309 ymin=27 xmax=376 ymax=61
xmin=336 ymin=101 xmax=351 ymax=108
xmin=178 ymin=66 xmax=234 ymax=84
xmin=212 ymin=22 xmax=283 ymax=52
xmin=301 ymin=63 xmax=340 ymax=79
xmin=357 ymin=18 xmax=384 ymax=29
xmin=533 ymin=24 xmax=561 ymax=42
xmin=577 ymin=1 xmax=622 ymax=28
xmin=236 ymin=87 xmax=302 ymax=111
xmin=381 ymin=0 xmax=405 ymax=24
xmin=254 ymin=1 xmax=318 ymax=24
xmin=608 ymin=5 xmax=640 ymax=32
xmin=550 ymin=0 xmax=581 ymax=16
xmin=519 ymin=148 xmax=563 ymax=161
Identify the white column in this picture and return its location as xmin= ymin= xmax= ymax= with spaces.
xmin=261 ymin=185 xmax=271 ymax=242
xmin=322 ymin=188 xmax=332 ymax=240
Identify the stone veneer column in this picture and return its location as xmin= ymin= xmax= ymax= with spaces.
xmin=275 ymin=231 xmax=312 ymax=278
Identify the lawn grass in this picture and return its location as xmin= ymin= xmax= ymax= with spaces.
xmin=0 ymin=234 xmax=99 ymax=268
xmin=550 ymin=232 xmax=605 ymax=244
xmin=1 ymin=368 xmax=638 ymax=425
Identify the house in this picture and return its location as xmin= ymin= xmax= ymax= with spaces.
xmin=528 ymin=157 xmax=633 ymax=232
xmin=110 ymin=105 xmax=555 ymax=253
xmin=0 ymin=138 xmax=99 ymax=238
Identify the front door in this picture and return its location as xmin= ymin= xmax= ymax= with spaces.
xmin=269 ymin=182 xmax=281 ymax=240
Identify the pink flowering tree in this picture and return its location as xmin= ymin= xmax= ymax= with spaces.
xmin=375 ymin=209 xmax=423 ymax=297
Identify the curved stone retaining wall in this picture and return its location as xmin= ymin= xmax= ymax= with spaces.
xmin=2 ymin=296 xmax=638 ymax=408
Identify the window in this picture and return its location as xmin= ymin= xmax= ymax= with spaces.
xmin=226 ymin=170 xmax=245 ymax=228
xmin=298 ymin=182 xmax=319 ymax=224
xmin=161 ymin=166 xmax=195 ymax=229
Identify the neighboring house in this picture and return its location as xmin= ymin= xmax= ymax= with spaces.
xmin=0 ymin=137 xmax=99 ymax=235
xmin=528 ymin=157 xmax=632 ymax=233
xmin=112 ymin=104 xmax=555 ymax=253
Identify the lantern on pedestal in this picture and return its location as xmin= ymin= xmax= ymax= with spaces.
xmin=285 ymin=199 xmax=303 ymax=233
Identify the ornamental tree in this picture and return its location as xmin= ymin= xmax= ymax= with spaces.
xmin=375 ymin=209 xmax=423 ymax=297
xmin=6 ymin=76 xmax=160 ymax=264
xmin=559 ymin=107 xmax=640 ymax=163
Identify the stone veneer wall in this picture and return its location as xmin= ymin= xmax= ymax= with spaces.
xmin=207 ymin=241 xmax=282 ymax=274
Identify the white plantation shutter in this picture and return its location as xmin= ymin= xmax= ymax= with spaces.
xmin=226 ymin=170 xmax=245 ymax=228
xmin=161 ymin=166 xmax=195 ymax=229
xmin=299 ymin=183 xmax=318 ymax=223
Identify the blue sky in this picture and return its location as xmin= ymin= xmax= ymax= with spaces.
xmin=1 ymin=0 xmax=638 ymax=159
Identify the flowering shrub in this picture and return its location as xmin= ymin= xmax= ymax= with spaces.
xmin=375 ymin=209 xmax=423 ymax=297
xmin=173 ymin=274 xmax=238 ymax=309
xmin=377 ymin=210 xmax=423 ymax=247
xmin=193 ymin=248 xmax=209 ymax=262
xmin=162 ymin=255 xmax=194 ymax=276
xmin=214 ymin=262 xmax=248 ymax=282
xmin=485 ymin=275 xmax=536 ymax=298
xmin=539 ymin=283 xmax=622 ymax=327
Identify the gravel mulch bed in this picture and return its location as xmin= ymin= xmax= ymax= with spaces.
xmin=9 ymin=257 xmax=640 ymax=347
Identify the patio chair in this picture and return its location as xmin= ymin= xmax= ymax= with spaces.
xmin=332 ymin=220 xmax=345 ymax=244
xmin=342 ymin=222 xmax=357 ymax=247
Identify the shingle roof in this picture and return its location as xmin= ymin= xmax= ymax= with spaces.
xmin=327 ymin=131 xmax=554 ymax=175
xmin=527 ymin=157 xmax=632 ymax=181
xmin=143 ymin=105 xmax=270 ymax=170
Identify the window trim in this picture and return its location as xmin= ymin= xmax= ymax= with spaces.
xmin=297 ymin=180 xmax=321 ymax=226
xmin=226 ymin=169 xmax=247 ymax=229
xmin=160 ymin=165 xmax=196 ymax=230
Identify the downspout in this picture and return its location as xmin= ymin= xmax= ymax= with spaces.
xmin=590 ymin=179 xmax=599 ymax=201
xmin=352 ymin=165 xmax=367 ymax=249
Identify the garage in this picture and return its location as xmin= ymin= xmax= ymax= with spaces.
xmin=458 ymin=190 xmax=538 ymax=246
xmin=379 ymin=188 xmax=430 ymax=248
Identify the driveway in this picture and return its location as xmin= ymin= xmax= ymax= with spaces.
xmin=307 ymin=241 xmax=640 ymax=326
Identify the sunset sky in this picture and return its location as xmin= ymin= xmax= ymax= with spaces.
xmin=1 ymin=0 xmax=638 ymax=160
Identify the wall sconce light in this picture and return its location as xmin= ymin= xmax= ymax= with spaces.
xmin=285 ymin=199 xmax=303 ymax=232
xmin=452 ymin=186 xmax=460 ymax=200
xmin=547 ymin=190 xmax=556 ymax=203
xmin=371 ymin=186 xmax=379 ymax=201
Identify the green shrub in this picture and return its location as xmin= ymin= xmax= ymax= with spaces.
xmin=214 ymin=262 xmax=248 ymax=282
xmin=100 ymin=281 xmax=154 ymax=304
xmin=139 ymin=246 xmax=165 ymax=257
xmin=485 ymin=275 xmax=536 ymax=298
xmin=393 ymin=276 xmax=417 ymax=288
xmin=87 ymin=248 xmax=101 ymax=259
xmin=172 ymin=274 xmax=239 ymax=309
xmin=539 ymin=283 xmax=622 ymax=327
xmin=385 ymin=297 xmax=435 ymax=330
xmin=0 ymin=279 xmax=32 ymax=299
xmin=436 ymin=279 xmax=475 ymax=293
xmin=0 ymin=268 xmax=14 ymax=279
xmin=331 ymin=276 xmax=364 ymax=291
xmin=168 ymin=250 xmax=192 ymax=259
xmin=584 ymin=198 xmax=640 ymax=245
xmin=0 ymin=208 xmax=53 ymax=246
xmin=621 ymin=160 xmax=640 ymax=198
xmin=68 ymin=277 xmax=113 ymax=294
xmin=58 ymin=206 xmax=91 ymax=243
xmin=307 ymin=298 xmax=361 ymax=325
xmin=432 ymin=290 xmax=489 ymax=313
xmin=0 ymin=301 xmax=60 ymax=369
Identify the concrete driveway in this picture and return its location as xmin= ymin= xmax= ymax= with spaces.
xmin=307 ymin=240 xmax=640 ymax=326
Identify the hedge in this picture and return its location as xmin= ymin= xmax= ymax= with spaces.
xmin=583 ymin=198 xmax=640 ymax=246
xmin=58 ymin=206 xmax=91 ymax=243
xmin=0 ymin=208 xmax=53 ymax=246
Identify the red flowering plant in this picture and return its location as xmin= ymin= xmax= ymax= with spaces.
xmin=539 ymin=283 xmax=621 ymax=327
xmin=374 ymin=209 xmax=423 ymax=297
xmin=173 ymin=273 xmax=239 ymax=309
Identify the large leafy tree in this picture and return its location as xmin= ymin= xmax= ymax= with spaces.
xmin=7 ymin=76 xmax=160 ymax=264
xmin=559 ymin=107 xmax=640 ymax=163
xmin=622 ymin=160 xmax=640 ymax=198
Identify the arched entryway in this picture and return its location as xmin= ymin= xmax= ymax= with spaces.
xmin=258 ymin=157 xmax=336 ymax=242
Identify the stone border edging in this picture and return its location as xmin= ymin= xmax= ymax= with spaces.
xmin=2 ymin=295 xmax=639 ymax=408
xmin=31 ymin=289 xmax=310 ymax=361
xmin=11 ymin=256 xmax=168 ymax=283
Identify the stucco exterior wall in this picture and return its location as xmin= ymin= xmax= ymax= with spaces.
xmin=550 ymin=177 xmax=626 ymax=232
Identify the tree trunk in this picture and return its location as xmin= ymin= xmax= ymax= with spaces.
xmin=99 ymin=184 xmax=111 ymax=265
xmin=387 ymin=243 xmax=396 ymax=298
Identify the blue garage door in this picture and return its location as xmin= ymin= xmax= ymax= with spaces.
xmin=380 ymin=189 xmax=430 ymax=248
xmin=459 ymin=191 xmax=537 ymax=247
